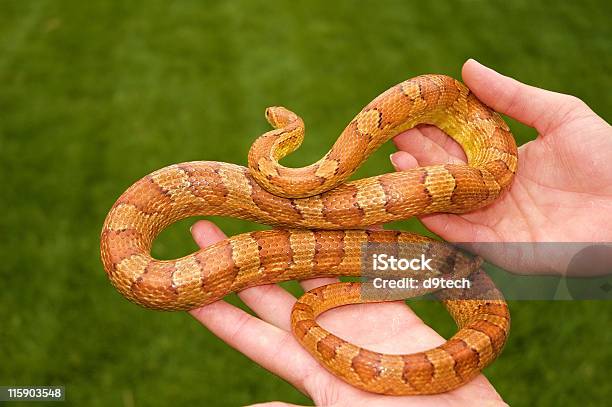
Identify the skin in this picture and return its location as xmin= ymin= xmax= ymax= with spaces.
xmin=189 ymin=59 xmax=611 ymax=406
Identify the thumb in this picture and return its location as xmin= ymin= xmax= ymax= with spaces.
xmin=461 ymin=59 xmax=585 ymax=134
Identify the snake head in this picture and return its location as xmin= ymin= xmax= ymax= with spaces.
xmin=264 ymin=106 xmax=300 ymax=128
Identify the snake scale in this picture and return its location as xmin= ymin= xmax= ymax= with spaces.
xmin=100 ymin=74 xmax=517 ymax=395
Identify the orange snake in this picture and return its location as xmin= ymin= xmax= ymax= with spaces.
xmin=100 ymin=74 xmax=517 ymax=395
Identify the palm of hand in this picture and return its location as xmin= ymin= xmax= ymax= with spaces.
xmin=261 ymin=296 xmax=504 ymax=407
xmin=394 ymin=101 xmax=612 ymax=246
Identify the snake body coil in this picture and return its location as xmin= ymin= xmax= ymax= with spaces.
xmin=101 ymin=75 xmax=517 ymax=395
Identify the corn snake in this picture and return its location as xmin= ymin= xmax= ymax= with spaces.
xmin=100 ymin=74 xmax=517 ymax=395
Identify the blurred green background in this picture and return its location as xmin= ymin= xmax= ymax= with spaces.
xmin=1 ymin=0 xmax=611 ymax=406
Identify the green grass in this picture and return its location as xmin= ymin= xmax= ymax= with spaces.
xmin=1 ymin=0 xmax=611 ymax=406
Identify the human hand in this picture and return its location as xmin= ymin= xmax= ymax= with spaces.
xmin=391 ymin=59 xmax=612 ymax=274
xmin=189 ymin=220 xmax=507 ymax=407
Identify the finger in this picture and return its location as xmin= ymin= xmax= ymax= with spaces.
xmin=390 ymin=151 xmax=419 ymax=171
xmin=462 ymin=58 xmax=585 ymax=134
xmin=300 ymin=277 xmax=339 ymax=292
xmin=393 ymin=125 xmax=465 ymax=159
xmin=419 ymin=211 xmax=502 ymax=244
xmin=418 ymin=125 xmax=466 ymax=160
xmin=191 ymin=220 xmax=297 ymax=331
xmin=190 ymin=301 xmax=318 ymax=394
xmin=413 ymin=124 xmax=446 ymax=145
xmin=418 ymin=213 xmax=481 ymax=242
xmin=393 ymin=127 xmax=466 ymax=166
xmin=191 ymin=219 xmax=227 ymax=247
xmin=246 ymin=403 xmax=308 ymax=407
xmin=237 ymin=284 xmax=297 ymax=331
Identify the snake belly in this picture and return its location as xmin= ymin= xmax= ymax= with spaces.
xmin=100 ymin=74 xmax=517 ymax=395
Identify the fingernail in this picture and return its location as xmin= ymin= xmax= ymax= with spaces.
xmin=390 ymin=153 xmax=399 ymax=169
